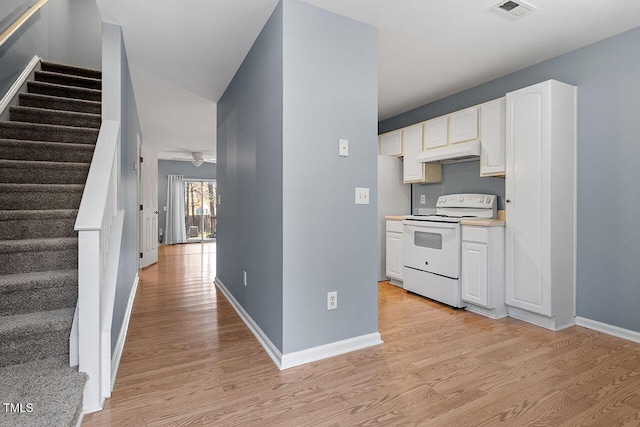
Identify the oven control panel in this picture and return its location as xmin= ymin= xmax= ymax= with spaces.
xmin=436 ymin=194 xmax=497 ymax=209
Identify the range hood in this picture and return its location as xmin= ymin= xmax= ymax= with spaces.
xmin=416 ymin=140 xmax=481 ymax=164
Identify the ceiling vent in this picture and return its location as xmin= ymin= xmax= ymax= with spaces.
xmin=491 ymin=0 xmax=537 ymax=19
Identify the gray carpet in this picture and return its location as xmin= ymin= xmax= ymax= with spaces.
xmin=0 ymin=357 xmax=87 ymax=427
xmin=0 ymin=60 xmax=101 ymax=426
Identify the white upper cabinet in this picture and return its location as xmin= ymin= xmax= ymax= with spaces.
xmin=480 ymin=98 xmax=506 ymax=176
xmin=402 ymin=123 xmax=442 ymax=184
xmin=402 ymin=124 xmax=425 ymax=183
xmin=424 ymin=116 xmax=448 ymax=149
xmin=379 ymin=130 xmax=402 ymax=156
xmin=450 ymin=107 xmax=479 ymax=144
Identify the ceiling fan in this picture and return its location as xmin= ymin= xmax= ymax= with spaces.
xmin=191 ymin=152 xmax=204 ymax=167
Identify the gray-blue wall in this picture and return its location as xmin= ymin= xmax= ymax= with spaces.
xmin=217 ymin=1 xmax=284 ymax=351
xmin=411 ymin=161 xmax=505 ymax=213
xmin=112 ymin=28 xmax=142 ymax=352
xmin=218 ymin=0 xmax=378 ymax=355
xmin=157 ymin=160 xmax=217 ymax=242
xmin=281 ymin=0 xmax=378 ymax=353
xmin=379 ymin=26 xmax=640 ymax=333
xmin=0 ymin=1 xmax=38 ymax=34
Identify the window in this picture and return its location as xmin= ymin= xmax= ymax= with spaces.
xmin=184 ymin=180 xmax=217 ymax=241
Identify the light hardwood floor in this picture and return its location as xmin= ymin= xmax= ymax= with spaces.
xmin=83 ymin=243 xmax=640 ymax=426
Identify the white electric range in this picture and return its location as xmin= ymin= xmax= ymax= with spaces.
xmin=402 ymin=194 xmax=497 ymax=307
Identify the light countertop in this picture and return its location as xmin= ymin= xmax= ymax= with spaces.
xmin=385 ymin=215 xmax=405 ymax=221
xmin=460 ymin=218 xmax=505 ymax=227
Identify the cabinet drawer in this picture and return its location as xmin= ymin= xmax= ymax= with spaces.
xmin=462 ymin=226 xmax=489 ymax=243
xmin=386 ymin=220 xmax=403 ymax=233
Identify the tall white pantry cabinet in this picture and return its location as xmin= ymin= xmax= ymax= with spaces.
xmin=504 ymin=80 xmax=577 ymax=331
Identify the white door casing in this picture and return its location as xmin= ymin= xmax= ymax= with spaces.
xmin=140 ymin=145 xmax=158 ymax=268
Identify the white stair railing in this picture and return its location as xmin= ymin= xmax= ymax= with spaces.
xmin=72 ymin=119 xmax=124 ymax=413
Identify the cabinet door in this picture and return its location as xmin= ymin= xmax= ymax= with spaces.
xmin=424 ymin=116 xmax=448 ymax=149
xmin=379 ymin=130 xmax=402 ymax=156
xmin=480 ymin=98 xmax=506 ymax=176
xmin=505 ymin=83 xmax=551 ymax=316
xmin=461 ymin=241 xmax=489 ymax=307
xmin=450 ymin=107 xmax=478 ymax=144
xmin=386 ymin=232 xmax=403 ymax=280
xmin=402 ymin=123 xmax=424 ymax=183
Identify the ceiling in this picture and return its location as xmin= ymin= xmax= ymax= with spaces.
xmin=95 ymin=0 xmax=640 ymax=162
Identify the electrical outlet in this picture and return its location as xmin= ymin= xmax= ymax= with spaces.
xmin=327 ymin=291 xmax=337 ymax=310
xmin=243 ymin=271 xmax=247 ymax=286
xmin=420 ymin=195 xmax=426 ymax=204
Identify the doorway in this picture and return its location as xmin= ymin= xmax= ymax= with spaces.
xmin=185 ymin=180 xmax=217 ymax=242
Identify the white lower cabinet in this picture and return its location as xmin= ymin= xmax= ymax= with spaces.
xmin=385 ymin=220 xmax=403 ymax=286
xmin=461 ymin=225 xmax=506 ymax=319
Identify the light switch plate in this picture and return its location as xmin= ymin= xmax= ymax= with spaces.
xmin=355 ymin=187 xmax=369 ymax=205
xmin=339 ymin=139 xmax=349 ymax=157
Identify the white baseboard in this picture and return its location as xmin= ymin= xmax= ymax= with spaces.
xmin=214 ymin=277 xmax=283 ymax=368
xmin=110 ymin=273 xmax=139 ymax=390
xmin=575 ymin=317 xmax=640 ymax=344
xmin=280 ymin=332 xmax=383 ymax=370
xmin=388 ymin=279 xmax=403 ymax=287
xmin=214 ymin=277 xmax=383 ymax=371
xmin=507 ymin=306 xmax=574 ymax=331
xmin=465 ymin=303 xmax=508 ymax=320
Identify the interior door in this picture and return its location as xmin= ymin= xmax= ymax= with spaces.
xmin=140 ymin=145 xmax=158 ymax=268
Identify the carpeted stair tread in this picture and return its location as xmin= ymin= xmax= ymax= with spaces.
xmin=0 ymin=183 xmax=84 ymax=210
xmin=10 ymin=106 xmax=101 ymax=129
xmin=35 ymin=70 xmax=101 ymax=90
xmin=0 ymin=309 xmax=75 ymax=367
xmin=41 ymin=60 xmax=102 ymax=80
xmin=0 ymin=307 xmax=74 ymax=336
xmin=0 ymin=356 xmax=86 ymax=427
xmin=0 ymin=269 xmax=77 ymax=293
xmin=19 ymin=93 xmax=101 ymax=115
xmin=0 ymin=138 xmax=95 ymax=163
xmin=0 ymin=121 xmax=98 ymax=144
xmin=0 ymin=270 xmax=77 ymax=316
xmin=0 ymin=237 xmax=78 ymax=254
xmin=27 ymin=81 xmax=101 ymax=102
xmin=0 ymin=237 xmax=78 ymax=275
xmin=0 ymin=209 xmax=78 ymax=240
xmin=0 ymin=159 xmax=90 ymax=184
xmin=0 ymin=159 xmax=89 ymax=170
xmin=0 ymin=209 xmax=78 ymax=221
xmin=0 ymin=183 xmax=84 ymax=193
